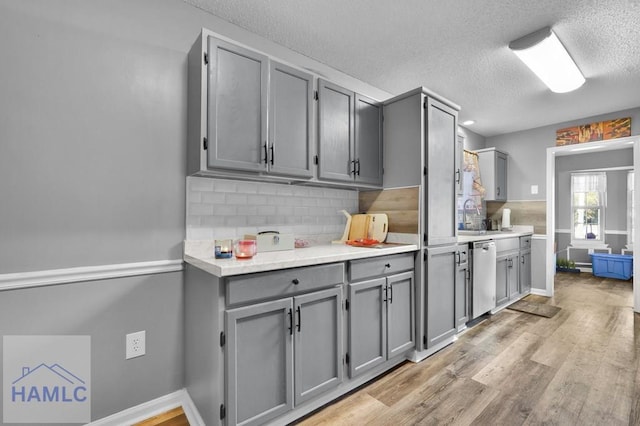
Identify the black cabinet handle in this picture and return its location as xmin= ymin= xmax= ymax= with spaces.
xmin=292 ymin=278 xmax=299 ymax=285
xmin=269 ymin=145 xmax=274 ymax=165
xmin=521 ymin=255 xmax=525 ymax=264
xmin=456 ymin=169 xmax=461 ymax=184
xmin=263 ymin=143 xmax=268 ymax=164
xmin=350 ymin=159 xmax=356 ymax=175
xmin=385 ymin=263 xmax=391 ymax=268
xmin=388 ymin=284 xmax=393 ymax=304
xmin=456 ymin=252 xmax=461 ymax=265
xmin=356 ymin=159 xmax=361 ymax=176
xmin=382 ymin=285 xmax=388 ymax=303
xmin=296 ymin=306 xmax=301 ymax=332
xmin=288 ymin=308 xmax=293 ymax=335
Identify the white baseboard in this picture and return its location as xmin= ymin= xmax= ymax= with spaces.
xmin=88 ymin=389 xmax=204 ymax=426
xmin=530 ymin=288 xmax=551 ymax=297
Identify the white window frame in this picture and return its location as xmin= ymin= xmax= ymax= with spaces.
xmin=570 ymin=172 xmax=607 ymax=246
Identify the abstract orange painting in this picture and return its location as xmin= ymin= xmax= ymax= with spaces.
xmin=579 ymin=122 xmax=603 ymax=142
xmin=603 ymin=117 xmax=631 ymax=140
xmin=556 ymin=127 xmax=579 ymax=145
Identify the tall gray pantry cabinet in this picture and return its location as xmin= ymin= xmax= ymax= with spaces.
xmin=383 ymin=88 xmax=461 ymax=354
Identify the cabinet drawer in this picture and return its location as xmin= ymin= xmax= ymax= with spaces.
xmin=495 ymin=237 xmax=519 ymax=253
xmin=520 ymin=236 xmax=532 ymax=249
xmin=349 ymin=253 xmax=415 ymax=281
xmin=226 ymin=263 xmax=344 ymax=306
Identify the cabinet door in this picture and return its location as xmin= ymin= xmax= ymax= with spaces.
xmin=508 ymin=255 xmax=520 ymax=300
xmin=268 ymin=61 xmax=313 ymax=178
xmin=354 ymin=94 xmax=383 ymax=186
xmin=318 ymin=79 xmax=355 ymax=182
xmin=496 ymin=152 xmax=508 ymax=201
xmin=520 ymin=250 xmax=532 ymax=295
xmin=425 ymin=97 xmax=458 ymax=246
xmin=226 ymin=299 xmax=293 ymax=426
xmin=495 ymin=255 xmax=509 ymax=306
xmin=455 ymin=259 xmax=469 ymax=331
xmin=294 ymin=287 xmax=343 ymax=405
xmin=348 ymin=277 xmax=386 ymax=377
xmin=425 ymin=245 xmax=457 ymax=348
xmin=207 ymin=36 xmax=268 ymax=172
xmin=386 ymin=271 xmax=415 ymax=358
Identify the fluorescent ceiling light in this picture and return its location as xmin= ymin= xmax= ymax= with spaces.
xmin=509 ymin=27 xmax=585 ymax=93
xmin=462 ymin=120 xmax=475 ymax=126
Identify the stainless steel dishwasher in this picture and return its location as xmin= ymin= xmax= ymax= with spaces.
xmin=472 ymin=240 xmax=496 ymax=319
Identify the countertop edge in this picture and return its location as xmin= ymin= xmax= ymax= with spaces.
xmin=184 ymin=243 xmax=419 ymax=277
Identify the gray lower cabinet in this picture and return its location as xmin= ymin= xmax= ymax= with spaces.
xmin=495 ymin=238 xmax=521 ymax=307
xmin=520 ymin=236 xmax=532 ymax=295
xmin=226 ymin=286 xmax=342 ymax=426
xmin=348 ymin=254 xmax=415 ymax=378
xmin=455 ymin=244 xmax=470 ymax=331
xmin=318 ymin=79 xmax=382 ymax=186
xmin=424 ymin=245 xmax=458 ymax=348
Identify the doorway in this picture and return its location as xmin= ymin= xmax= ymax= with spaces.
xmin=545 ymin=136 xmax=639 ymax=313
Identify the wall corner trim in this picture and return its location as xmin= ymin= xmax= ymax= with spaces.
xmin=0 ymin=259 xmax=184 ymax=292
xmin=87 ymin=388 xmax=204 ymax=426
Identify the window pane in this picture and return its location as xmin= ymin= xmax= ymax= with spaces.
xmin=573 ymin=191 xmax=600 ymax=207
xmin=573 ymin=208 xmax=601 ymax=240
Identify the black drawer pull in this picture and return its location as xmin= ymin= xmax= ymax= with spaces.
xmin=292 ymin=278 xmax=299 ymax=285
xmin=385 ymin=263 xmax=391 ymax=268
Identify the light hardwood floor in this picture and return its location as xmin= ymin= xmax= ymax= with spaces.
xmin=297 ymin=272 xmax=639 ymax=426
xmin=139 ymin=273 xmax=638 ymax=426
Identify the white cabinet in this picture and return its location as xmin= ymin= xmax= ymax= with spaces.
xmin=477 ymin=148 xmax=508 ymax=201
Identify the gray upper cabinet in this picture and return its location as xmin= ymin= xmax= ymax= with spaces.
xmin=207 ymin=36 xmax=268 ymax=173
xmin=425 ymin=97 xmax=459 ymax=246
xmin=477 ymin=148 xmax=508 ymax=201
xmin=355 ymin=94 xmax=383 ymax=186
xmin=268 ymin=61 xmax=313 ymax=178
xmin=424 ymin=245 xmax=458 ymax=348
xmin=318 ymin=79 xmax=383 ymax=186
xmin=187 ymin=30 xmax=314 ymax=179
xmin=318 ymin=79 xmax=355 ymax=183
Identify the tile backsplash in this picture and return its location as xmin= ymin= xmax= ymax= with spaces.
xmin=186 ymin=177 xmax=358 ymax=242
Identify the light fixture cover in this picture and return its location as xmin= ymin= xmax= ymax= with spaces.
xmin=509 ymin=27 xmax=585 ymax=93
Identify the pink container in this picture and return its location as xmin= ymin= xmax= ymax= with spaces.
xmin=234 ymin=239 xmax=257 ymax=259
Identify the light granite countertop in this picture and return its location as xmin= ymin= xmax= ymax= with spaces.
xmin=184 ymin=240 xmax=419 ymax=277
xmin=456 ymin=225 xmax=534 ymax=244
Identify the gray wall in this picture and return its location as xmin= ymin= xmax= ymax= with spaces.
xmin=0 ymin=0 xmax=394 ymax=421
xmin=486 ymin=107 xmax=640 ymax=200
xmin=459 ymin=126 xmax=486 ymax=151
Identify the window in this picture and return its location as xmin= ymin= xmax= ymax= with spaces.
xmin=571 ymin=172 xmax=606 ymax=244
xmin=628 ymin=171 xmax=634 ymax=248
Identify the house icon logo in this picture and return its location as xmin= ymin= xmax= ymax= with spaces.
xmin=3 ymin=335 xmax=91 ymax=423
xmin=11 ymin=363 xmax=88 ymax=403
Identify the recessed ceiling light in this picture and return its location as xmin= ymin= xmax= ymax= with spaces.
xmin=462 ymin=120 xmax=475 ymax=126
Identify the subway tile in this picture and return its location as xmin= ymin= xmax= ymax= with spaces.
xmin=226 ymin=216 xmax=248 ymax=227
xmin=213 ymin=180 xmax=237 ymax=193
xmin=189 ymin=203 xmax=214 ymax=216
xmin=212 ymin=204 xmax=236 ymax=216
xmin=226 ymin=193 xmax=248 ymax=205
xmin=236 ymin=182 xmax=260 ymax=194
xmin=189 ymin=177 xmax=215 ymax=192
xmin=248 ymin=216 xmax=268 ymax=226
xmin=257 ymin=205 xmax=277 ymax=216
xmin=202 ymin=192 xmax=226 ymax=204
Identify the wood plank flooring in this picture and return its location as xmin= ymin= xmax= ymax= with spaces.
xmin=297 ymin=272 xmax=639 ymax=426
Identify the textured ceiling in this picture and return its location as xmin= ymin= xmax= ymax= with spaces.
xmin=184 ymin=0 xmax=640 ymax=137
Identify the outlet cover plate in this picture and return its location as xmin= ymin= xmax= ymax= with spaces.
xmin=126 ymin=330 xmax=146 ymax=359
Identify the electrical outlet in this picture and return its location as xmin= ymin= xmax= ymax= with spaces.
xmin=125 ymin=330 xmax=146 ymax=359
